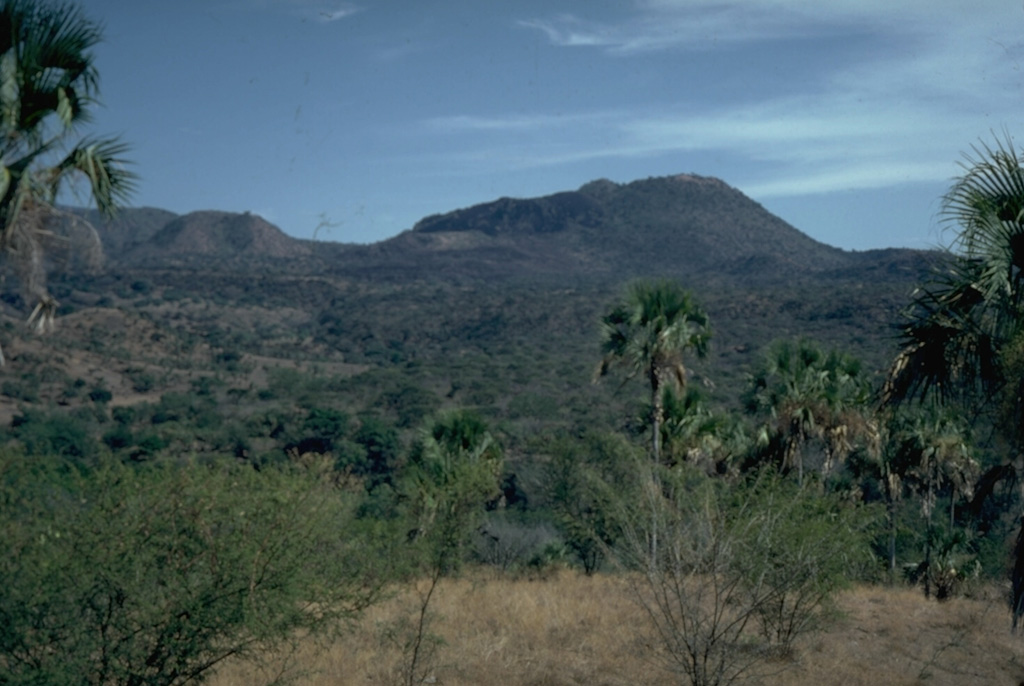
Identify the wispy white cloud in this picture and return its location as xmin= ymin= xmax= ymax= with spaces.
xmin=214 ymin=0 xmax=362 ymax=23
xmin=424 ymin=111 xmax=621 ymax=133
xmin=439 ymin=0 xmax=1022 ymax=200
xmin=316 ymin=5 xmax=359 ymax=23
xmin=372 ymin=38 xmax=430 ymax=63
xmin=741 ymin=162 xmax=946 ymax=198
xmin=520 ymin=2 xmax=1022 ymax=54
xmin=516 ymin=17 xmax=608 ymax=48
xmin=419 ymin=85 xmax=975 ymax=198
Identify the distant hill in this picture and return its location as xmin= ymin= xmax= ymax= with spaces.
xmin=328 ymin=174 xmax=920 ymax=285
xmin=120 ymin=210 xmax=313 ymax=268
xmin=76 ymin=206 xmax=178 ymax=258
xmin=3 ymin=171 xmax=941 ymax=460
xmin=76 ymin=173 xmax=934 ymax=288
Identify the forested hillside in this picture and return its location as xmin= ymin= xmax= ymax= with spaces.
xmin=6 ymin=175 xmax=931 ymax=466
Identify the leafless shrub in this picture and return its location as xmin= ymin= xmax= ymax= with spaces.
xmin=473 ymin=516 xmax=561 ymax=573
xmin=618 ymin=470 xmax=871 ymax=686
xmin=619 ymin=475 xmax=775 ymax=686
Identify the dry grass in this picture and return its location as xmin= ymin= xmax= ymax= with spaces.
xmin=212 ymin=571 xmax=1024 ymax=686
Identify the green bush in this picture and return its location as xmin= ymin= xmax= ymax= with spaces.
xmin=731 ymin=473 xmax=880 ymax=654
xmin=0 ymin=453 xmax=389 ymax=686
xmin=10 ymin=409 xmax=97 ymax=460
xmin=543 ymin=430 xmax=644 ymax=574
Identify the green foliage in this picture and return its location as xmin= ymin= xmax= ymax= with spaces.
xmin=744 ymin=338 xmax=869 ymax=482
xmin=125 ymin=366 xmax=158 ymax=393
xmin=655 ymin=385 xmax=750 ymax=472
xmin=543 ymin=430 xmax=642 ymax=574
xmin=377 ymin=382 xmax=440 ymax=428
xmin=404 ymin=409 xmax=504 ymax=571
xmin=598 ymin=279 xmax=711 ymax=463
xmin=352 ymin=416 xmax=401 ymax=485
xmin=394 ymin=410 xmax=504 ymax=686
xmin=884 ymin=135 xmax=1024 ymax=443
xmin=0 ymin=452 xmax=387 ymax=686
xmin=732 ymin=473 xmax=879 ymax=653
xmin=9 ymin=407 xmax=97 ymax=460
xmin=1 ymin=378 xmax=37 ymax=401
xmin=303 ymin=406 xmax=350 ymax=439
xmin=87 ymin=384 xmax=112 ymax=404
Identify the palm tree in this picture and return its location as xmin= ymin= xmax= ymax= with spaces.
xmin=597 ymin=279 xmax=711 ymax=465
xmin=658 ymin=385 xmax=720 ymax=467
xmin=744 ymin=338 xmax=867 ymax=485
xmin=892 ymin=405 xmax=975 ymax=598
xmin=880 ymin=137 xmax=1022 ymax=599
xmin=883 ymin=134 xmax=1024 ymax=420
xmin=0 ymin=0 xmax=135 ymax=362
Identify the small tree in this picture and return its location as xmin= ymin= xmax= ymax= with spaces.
xmin=543 ymin=430 xmax=642 ymax=574
xmin=620 ymin=472 xmax=772 ymax=686
xmin=0 ymin=452 xmax=386 ymax=686
xmin=734 ymin=474 xmax=877 ymax=655
xmin=395 ymin=410 xmax=503 ymax=686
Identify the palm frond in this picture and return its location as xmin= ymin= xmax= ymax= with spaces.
xmin=53 ymin=137 xmax=136 ymax=217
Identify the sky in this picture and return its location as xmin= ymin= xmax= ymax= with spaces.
xmin=77 ymin=0 xmax=1024 ymax=251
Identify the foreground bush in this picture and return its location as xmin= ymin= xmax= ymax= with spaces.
xmin=619 ymin=469 xmax=878 ymax=686
xmin=0 ymin=452 xmax=388 ymax=686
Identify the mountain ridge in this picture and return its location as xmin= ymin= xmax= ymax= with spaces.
xmin=77 ymin=172 xmax=934 ymax=288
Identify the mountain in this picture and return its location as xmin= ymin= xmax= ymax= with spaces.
xmin=69 ymin=172 xmax=931 ymax=385
xmin=76 ymin=206 xmax=177 ymax=258
xmin=85 ymin=173 xmax=930 ymax=286
xmin=119 ymin=210 xmax=314 ymax=268
xmin=322 ymin=173 xmax=925 ymax=285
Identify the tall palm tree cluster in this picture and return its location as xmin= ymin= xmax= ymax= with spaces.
xmin=598 ymin=284 xmax=873 ymax=483
xmin=597 ymin=135 xmax=1024 ymax=603
xmin=883 ymin=134 xmax=1024 ymax=605
xmin=0 ymin=0 xmax=133 ymax=362
xmin=744 ymin=339 xmax=867 ymax=484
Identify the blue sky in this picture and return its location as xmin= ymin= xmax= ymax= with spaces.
xmin=80 ymin=1 xmax=1024 ymax=250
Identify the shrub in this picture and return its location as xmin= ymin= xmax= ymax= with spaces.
xmin=619 ymin=468 xmax=877 ymax=685
xmin=0 ymin=453 xmax=388 ymax=686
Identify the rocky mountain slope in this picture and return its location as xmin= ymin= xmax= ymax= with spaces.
xmin=84 ymin=174 xmax=933 ymax=289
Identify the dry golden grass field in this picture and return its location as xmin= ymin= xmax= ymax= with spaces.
xmin=212 ymin=569 xmax=1024 ymax=686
